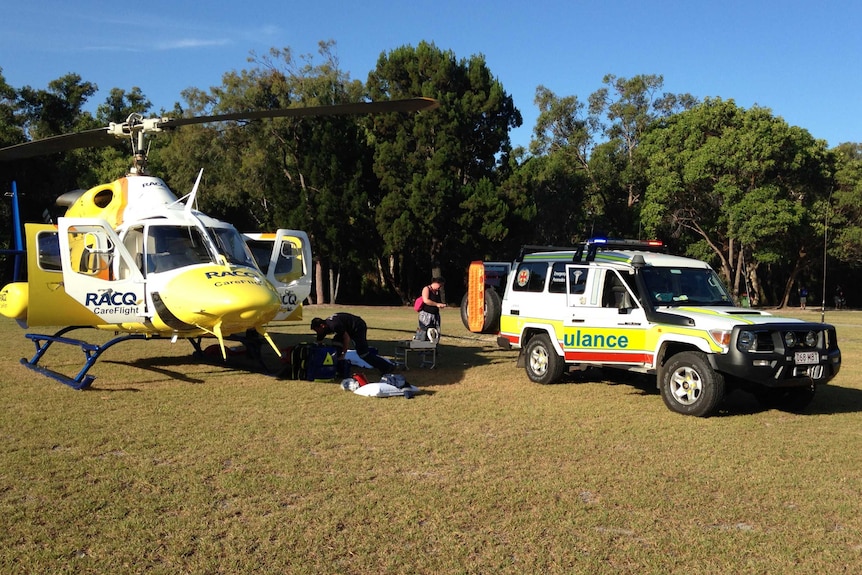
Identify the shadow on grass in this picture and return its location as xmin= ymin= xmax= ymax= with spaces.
xmin=91 ymin=329 xmax=498 ymax=390
xmin=103 ymin=355 xmax=210 ymax=385
xmin=804 ymin=384 xmax=862 ymax=415
xmin=714 ymin=384 xmax=862 ymax=417
xmin=552 ymin=366 xmax=862 ymax=417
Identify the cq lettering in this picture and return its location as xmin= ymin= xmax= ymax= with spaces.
xmin=85 ymin=292 xmax=138 ymax=306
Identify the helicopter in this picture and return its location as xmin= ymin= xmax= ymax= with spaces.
xmin=0 ymin=97 xmax=440 ymax=389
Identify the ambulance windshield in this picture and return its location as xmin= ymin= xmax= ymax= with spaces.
xmin=641 ymin=267 xmax=734 ymax=307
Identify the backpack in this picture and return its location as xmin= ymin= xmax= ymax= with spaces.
xmin=413 ymin=295 xmax=424 ymax=312
xmin=381 ymin=373 xmax=409 ymax=389
xmin=287 ymin=343 xmax=313 ymax=379
xmin=278 ymin=342 xmax=314 ymax=380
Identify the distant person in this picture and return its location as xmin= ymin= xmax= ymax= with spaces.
xmin=799 ymin=285 xmax=808 ymax=310
xmin=310 ymin=313 xmax=392 ymax=374
xmin=834 ymin=285 xmax=845 ymax=310
xmin=416 ymin=277 xmax=446 ymax=342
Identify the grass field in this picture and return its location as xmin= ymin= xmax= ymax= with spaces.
xmin=1 ymin=305 xmax=861 ymax=574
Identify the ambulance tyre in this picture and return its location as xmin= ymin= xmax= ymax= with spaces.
xmin=460 ymin=288 xmax=502 ymax=333
xmin=660 ymin=351 xmax=725 ymax=417
xmin=483 ymin=289 xmax=502 ymax=332
xmin=459 ymin=294 xmax=469 ymax=329
xmin=525 ymin=334 xmax=564 ymax=385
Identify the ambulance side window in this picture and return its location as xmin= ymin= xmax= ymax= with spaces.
xmin=569 ymin=267 xmax=589 ymax=294
xmin=512 ymin=262 xmax=548 ymax=292
xmin=549 ymin=262 xmax=568 ymax=293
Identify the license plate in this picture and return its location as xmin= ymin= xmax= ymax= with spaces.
xmin=794 ymin=351 xmax=819 ymax=365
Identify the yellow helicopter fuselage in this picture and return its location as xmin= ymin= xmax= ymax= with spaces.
xmin=0 ymin=175 xmax=310 ymax=350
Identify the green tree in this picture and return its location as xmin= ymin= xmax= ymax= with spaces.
xmin=3 ymin=74 xmax=101 ymax=223
xmin=0 ymin=68 xmax=24 ymax=149
xmin=590 ymin=76 xmax=696 ymax=195
xmin=529 ymin=86 xmax=599 ymax=238
xmin=830 ymin=143 xmax=862 ymax=265
xmin=529 ymin=76 xmax=695 ymax=240
xmin=17 ymin=73 xmax=98 ymax=140
xmin=640 ymin=98 xmax=833 ymax=305
xmin=159 ymin=41 xmax=374 ymax=303
xmin=366 ymin=41 xmax=521 ymax=298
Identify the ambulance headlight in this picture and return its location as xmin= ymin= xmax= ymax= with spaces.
xmin=738 ymin=330 xmax=757 ymax=351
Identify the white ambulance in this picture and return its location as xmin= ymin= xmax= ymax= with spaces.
xmin=465 ymin=239 xmax=841 ymax=417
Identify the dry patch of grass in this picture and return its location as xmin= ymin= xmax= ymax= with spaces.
xmin=2 ymin=306 xmax=862 ymax=573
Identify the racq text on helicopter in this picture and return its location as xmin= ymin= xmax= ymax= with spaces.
xmin=0 ymin=97 xmax=439 ymax=389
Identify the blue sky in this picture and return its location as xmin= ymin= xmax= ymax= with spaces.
xmin=1 ymin=0 xmax=859 ymax=150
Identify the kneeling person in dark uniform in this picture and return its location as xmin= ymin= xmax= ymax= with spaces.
xmin=310 ymin=313 xmax=393 ymax=374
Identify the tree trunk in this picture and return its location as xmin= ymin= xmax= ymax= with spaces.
xmin=376 ymin=255 xmax=403 ymax=301
xmin=329 ymin=267 xmax=340 ymax=303
xmin=733 ymin=250 xmax=744 ymax=300
xmin=315 ymin=260 xmax=325 ymax=304
xmin=747 ymin=260 xmax=761 ymax=307
xmin=778 ymin=250 xmax=806 ymax=309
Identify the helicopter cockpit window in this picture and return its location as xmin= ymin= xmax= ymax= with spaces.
xmin=146 ymin=225 xmax=213 ymax=273
xmin=209 ymin=227 xmax=257 ymax=269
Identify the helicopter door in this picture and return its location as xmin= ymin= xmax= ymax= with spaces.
xmin=58 ymin=218 xmax=147 ymax=323
xmin=243 ymin=230 xmax=312 ymax=321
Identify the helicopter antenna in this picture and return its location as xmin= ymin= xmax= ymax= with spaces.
xmin=185 ymin=169 xmax=204 ymax=215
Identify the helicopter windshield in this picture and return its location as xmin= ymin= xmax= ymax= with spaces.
xmin=144 ymin=224 xmax=214 ymax=274
xmin=209 ymin=226 xmax=258 ymax=269
xmin=640 ymin=266 xmax=734 ymax=307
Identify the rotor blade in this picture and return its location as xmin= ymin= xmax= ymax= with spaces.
xmin=161 ymin=97 xmax=440 ymax=128
xmin=0 ymin=128 xmax=117 ymax=162
xmin=0 ymin=97 xmax=439 ymax=162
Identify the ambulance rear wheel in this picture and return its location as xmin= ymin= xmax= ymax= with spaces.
xmin=525 ymin=334 xmax=564 ymax=385
xmin=460 ymin=293 xmax=469 ymax=328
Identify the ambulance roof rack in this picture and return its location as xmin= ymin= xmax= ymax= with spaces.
xmin=516 ymin=239 xmax=666 ymax=263
xmin=517 ymin=244 xmax=575 ymax=260
xmin=581 ymin=238 xmax=666 ymax=261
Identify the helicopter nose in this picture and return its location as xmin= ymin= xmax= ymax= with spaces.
xmin=157 ymin=266 xmax=281 ymax=333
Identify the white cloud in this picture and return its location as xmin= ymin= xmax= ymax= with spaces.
xmin=155 ymin=38 xmax=233 ymax=50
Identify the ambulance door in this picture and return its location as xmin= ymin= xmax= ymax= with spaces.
xmin=563 ymin=267 xmax=651 ymax=366
xmin=243 ymin=230 xmax=311 ymax=321
xmin=58 ymin=218 xmax=147 ymax=324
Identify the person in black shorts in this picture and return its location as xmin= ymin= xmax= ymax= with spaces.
xmin=417 ymin=277 xmax=446 ymax=342
xmin=310 ymin=313 xmax=392 ymax=374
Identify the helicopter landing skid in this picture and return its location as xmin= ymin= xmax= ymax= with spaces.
xmin=187 ymin=331 xmax=283 ymax=376
xmin=21 ymin=327 xmax=149 ymax=390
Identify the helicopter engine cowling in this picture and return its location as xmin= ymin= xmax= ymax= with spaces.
xmin=151 ymin=265 xmax=281 ymax=336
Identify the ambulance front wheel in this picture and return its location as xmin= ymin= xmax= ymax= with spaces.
xmin=660 ymin=351 xmax=725 ymax=417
